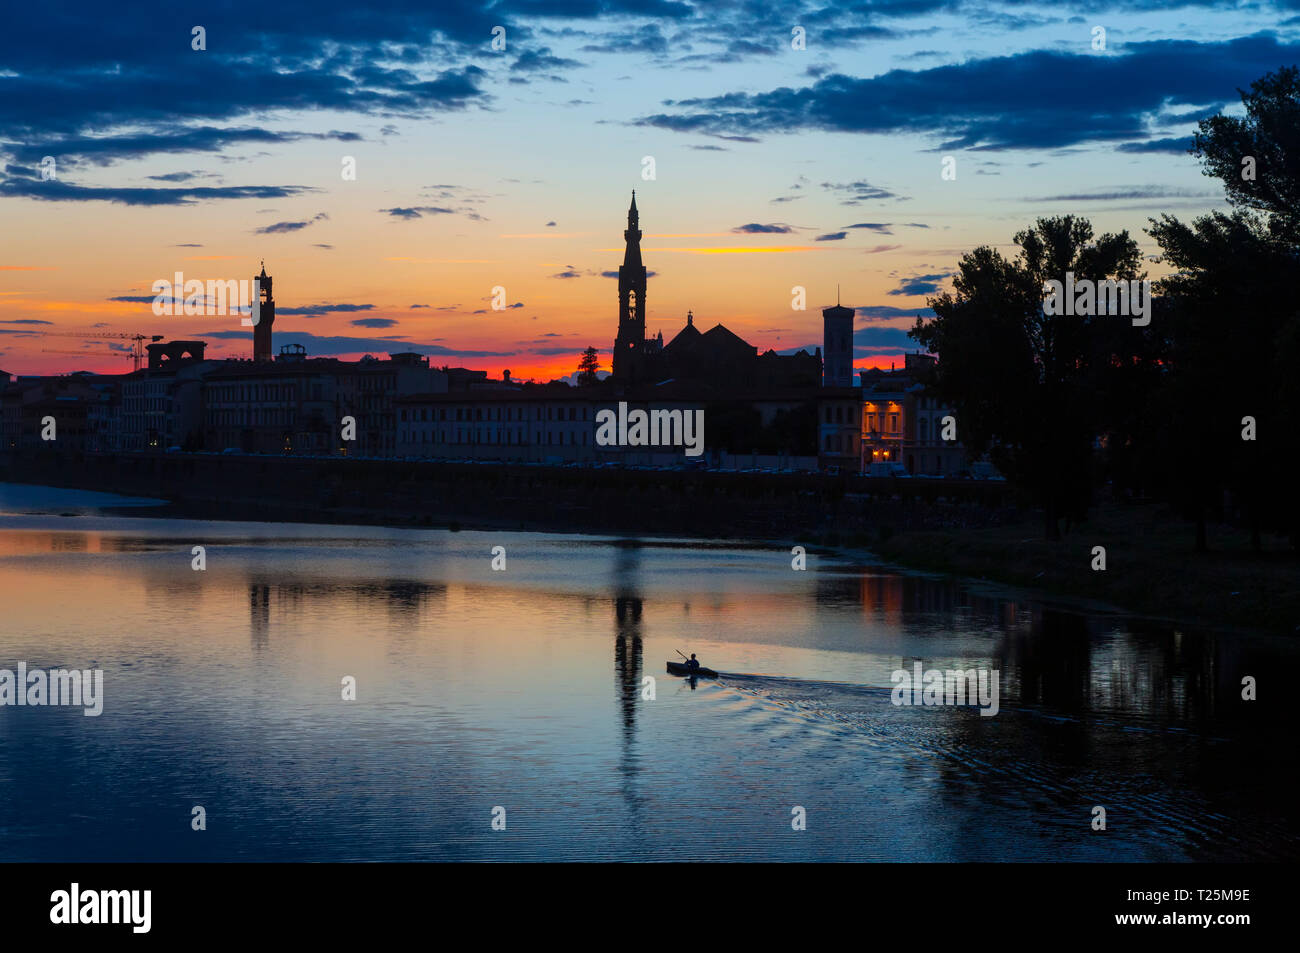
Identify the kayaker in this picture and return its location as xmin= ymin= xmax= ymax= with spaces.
xmin=687 ymin=654 xmax=700 ymax=672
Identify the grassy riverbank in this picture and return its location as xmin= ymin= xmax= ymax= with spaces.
xmin=871 ymin=500 xmax=1298 ymax=635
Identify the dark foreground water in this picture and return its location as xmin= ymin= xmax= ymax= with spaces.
xmin=0 ymin=483 xmax=1295 ymax=861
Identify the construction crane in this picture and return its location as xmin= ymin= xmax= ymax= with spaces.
xmin=40 ymin=347 xmax=130 ymax=365
xmin=39 ymin=331 xmax=164 ymax=371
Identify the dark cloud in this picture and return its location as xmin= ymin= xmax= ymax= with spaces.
xmin=512 ymin=48 xmax=585 ymax=72
xmin=147 ymin=171 xmax=212 ymax=183
xmin=1024 ymin=186 xmax=1217 ymax=202
xmin=856 ymin=327 xmax=922 ymax=352
xmin=844 ymin=223 xmax=893 ymax=233
xmin=889 ymin=273 xmax=950 ymax=296
xmin=277 ymin=303 xmax=376 ymax=317
xmin=198 ymin=329 xmax=510 ymax=359
xmin=856 ymin=305 xmax=933 ymax=321
xmin=732 ymin=223 xmax=793 ymax=234
xmin=579 ymin=24 xmax=671 ymax=55
xmin=380 ymin=206 xmax=458 ymax=219
xmin=351 ymin=318 xmax=398 ymax=328
xmin=1116 ymin=137 xmax=1196 ymax=154
xmin=815 ymin=232 xmax=847 ymax=241
xmin=635 ymin=34 xmax=1300 ymax=151
xmin=255 ymin=220 xmax=311 ymax=234
xmin=4 ymin=129 xmax=360 ymax=167
xmin=823 ymin=181 xmax=897 ymax=205
xmin=0 ymin=178 xmax=317 ymax=206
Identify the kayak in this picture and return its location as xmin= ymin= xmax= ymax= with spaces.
xmin=666 ymin=661 xmax=718 ymax=678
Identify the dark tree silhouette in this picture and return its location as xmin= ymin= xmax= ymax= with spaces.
xmin=576 ymin=346 xmax=601 ymax=386
xmin=1193 ymin=66 xmax=1300 ymax=243
xmin=1147 ymin=67 xmax=1300 ymax=551
xmin=910 ymin=216 xmax=1145 ymax=539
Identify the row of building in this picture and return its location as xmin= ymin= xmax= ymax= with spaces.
xmin=1 ymin=345 xmax=968 ymax=474
xmin=1 ymin=197 xmax=975 ymax=476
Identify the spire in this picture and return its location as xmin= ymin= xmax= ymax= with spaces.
xmin=622 ymin=191 xmax=643 ymax=267
xmin=259 ymin=259 xmax=267 ymax=278
xmin=687 ymin=310 xmax=693 ymax=327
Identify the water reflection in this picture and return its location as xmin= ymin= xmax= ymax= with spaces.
xmin=1 ymin=510 xmax=1296 ymax=861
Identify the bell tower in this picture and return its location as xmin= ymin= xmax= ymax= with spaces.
xmin=822 ymin=291 xmax=854 ymax=387
xmin=253 ymin=261 xmax=275 ymax=362
xmin=613 ymin=192 xmax=647 ymax=382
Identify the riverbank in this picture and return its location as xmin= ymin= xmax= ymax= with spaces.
xmin=4 ymin=449 xmax=1291 ymax=634
xmin=872 ymin=501 xmax=1299 ymax=635
xmin=88 ymin=491 xmax=1300 ymax=636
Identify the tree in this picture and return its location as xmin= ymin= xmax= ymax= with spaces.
xmin=1192 ymin=66 xmax=1300 ymax=245
xmin=576 ymin=347 xmax=601 ymax=386
xmin=910 ymin=216 xmax=1145 ymax=539
xmin=1146 ymin=67 xmax=1300 ymax=551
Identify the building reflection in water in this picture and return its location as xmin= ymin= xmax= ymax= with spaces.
xmin=610 ymin=541 xmax=648 ymax=848
xmin=245 ymin=577 xmax=448 ymax=651
xmin=250 ymin=582 xmax=270 ymax=650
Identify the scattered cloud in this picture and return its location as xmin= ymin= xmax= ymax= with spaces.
xmin=889 ymin=273 xmax=950 ymax=296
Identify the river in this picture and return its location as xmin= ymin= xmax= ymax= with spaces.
xmin=1 ymin=483 xmax=1295 ymax=861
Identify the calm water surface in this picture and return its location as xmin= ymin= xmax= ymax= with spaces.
xmin=1 ymin=483 xmax=1295 ymax=861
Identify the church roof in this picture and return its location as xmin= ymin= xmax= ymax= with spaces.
xmin=698 ymin=323 xmax=753 ymax=352
xmin=665 ymin=320 xmax=701 ymax=350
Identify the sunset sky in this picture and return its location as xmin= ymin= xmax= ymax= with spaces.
xmin=2 ymin=1 xmax=1297 ymax=381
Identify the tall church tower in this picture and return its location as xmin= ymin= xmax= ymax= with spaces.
xmin=253 ymin=261 xmax=276 ymax=362
xmin=613 ymin=192 xmax=647 ymax=382
xmin=822 ymin=296 xmax=854 ymax=387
